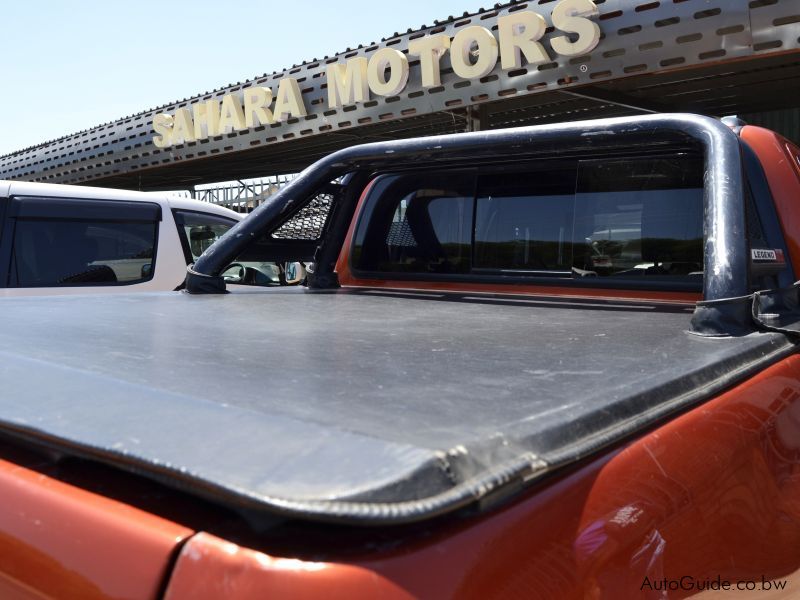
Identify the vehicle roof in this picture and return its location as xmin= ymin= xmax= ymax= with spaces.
xmin=0 ymin=179 xmax=241 ymax=220
xmin=0 ymin=288 xmax=792 ymax=525
xmin=165 ymin=195 xmax=242 ymax=219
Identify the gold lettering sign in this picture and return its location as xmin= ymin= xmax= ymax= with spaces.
xmin=153 ymin=79 xmax=308 ymax=147
xmin=152 ymin=0 xmax=600 ymax=148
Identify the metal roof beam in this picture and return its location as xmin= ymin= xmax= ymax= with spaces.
xmin=559 ymin=87 xmax=670 ymax=115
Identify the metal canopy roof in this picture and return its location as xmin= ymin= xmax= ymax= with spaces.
xmin=1 ymin=0 xmax=798 ymax=191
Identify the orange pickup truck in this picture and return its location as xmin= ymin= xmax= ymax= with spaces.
xmin=1 ymin=114 xmax=800 ymax=599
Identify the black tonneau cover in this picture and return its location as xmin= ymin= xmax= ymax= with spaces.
xmin=0 ymin=288 xmax=794 ymax=524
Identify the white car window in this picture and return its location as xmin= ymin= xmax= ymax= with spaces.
xmin=12 ymin=219 xmax=157 ymax=286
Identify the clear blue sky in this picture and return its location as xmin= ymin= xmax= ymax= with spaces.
xmin=0 ymin=1 xmax=474 ymax=156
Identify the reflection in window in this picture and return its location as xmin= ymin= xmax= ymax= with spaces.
xmin=573 ymin=157 xmax=704 ymax=279
xmin=474 ymin=169 xmax=576 ymax=274
xmin=12 ymin=220 xmax=157 ymax=286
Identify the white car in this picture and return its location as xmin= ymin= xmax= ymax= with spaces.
xmin=0 ymin=180 xmax=248 ymax=296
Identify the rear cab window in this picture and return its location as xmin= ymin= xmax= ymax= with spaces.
xmin=351 ymin=155 xmax=708 ymax=291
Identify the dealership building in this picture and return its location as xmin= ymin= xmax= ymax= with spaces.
xmin=0 ymin=0 xmax=798 ymax=195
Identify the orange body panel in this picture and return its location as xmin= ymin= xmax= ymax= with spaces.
xmin=336 ymin=273 xmax=701 ymax=304
xmin=163 ymin=533 xmax=415 ymax=600
xmin=0 ymin=455 xmax=193 ymax=600
xmin=162 ymin=356 xmax=800 ymax=599
xmin=742 ymin=126 xmax=800 ymax=270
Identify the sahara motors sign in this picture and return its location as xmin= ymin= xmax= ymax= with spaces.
xmin=152 ymin=0 xmax=602 ymax=149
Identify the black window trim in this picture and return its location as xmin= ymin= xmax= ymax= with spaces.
xmin=8 ymin=195 xmax=162 ymax=222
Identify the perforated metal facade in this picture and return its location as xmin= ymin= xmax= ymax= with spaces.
xmin=0 ymin=0 xmax=798 ymax=190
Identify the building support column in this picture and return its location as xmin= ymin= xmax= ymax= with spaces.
xmin=466 ymin=105 xmax=487 ymax=132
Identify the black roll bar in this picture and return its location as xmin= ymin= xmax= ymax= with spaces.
xmin=187 ymin=113 xmax=749 ymax=301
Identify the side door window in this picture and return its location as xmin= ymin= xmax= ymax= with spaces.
xmin=7 ymin=197 xmax=161 ymax=287
xmin=173 ymin=210 xmax=301 ymax=286
xmin=172 ymin=210 xmax=237 ymax=264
